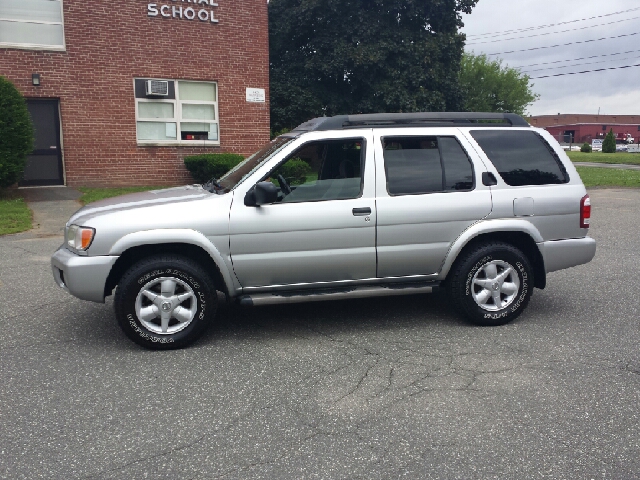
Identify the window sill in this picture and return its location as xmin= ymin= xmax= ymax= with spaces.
xmin=0 ymin=43 xmax=66 ymax=51
xmin=137 ymin=141 xmax=221 ymax=147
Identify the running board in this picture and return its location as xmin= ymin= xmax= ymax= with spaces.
xmin=238 ymin=282 xmax=440 ymax=307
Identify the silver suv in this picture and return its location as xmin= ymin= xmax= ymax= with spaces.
xmin=51 ymin=112 xmax=596 ymax=349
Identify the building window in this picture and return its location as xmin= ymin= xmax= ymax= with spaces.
xmin=0 ymin=0 xmax=65 ymax=50
xmin=135 ymin=79 xmax=219 ymax=145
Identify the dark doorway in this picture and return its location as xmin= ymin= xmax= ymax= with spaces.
xmin=562 ymin=130 xmax=576 ymax=143
xmin=20 ymin=99 xmax=64 ymax=186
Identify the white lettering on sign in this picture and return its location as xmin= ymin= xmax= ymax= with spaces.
xmin=148 ymin=1 xmax=219 ymax=24
xmin=246 ymin=88 xmax=266 ymax=103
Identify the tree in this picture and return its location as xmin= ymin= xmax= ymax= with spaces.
xmin=0 ymin=77 xmax=33 ymax=188
xmin=459 ymin=54 xmax=538 ymax=115
xmin=602 ymin=129 xmax=616 ymax=153
xmin=269 ymin=0 xmax=479 ymax=132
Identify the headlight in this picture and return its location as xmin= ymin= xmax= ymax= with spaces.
xmin=66 ymin=225 xmax=95 ymax=251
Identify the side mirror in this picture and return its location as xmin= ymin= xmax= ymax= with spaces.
xmin=244 ymin=181 xmax=278 ymax=206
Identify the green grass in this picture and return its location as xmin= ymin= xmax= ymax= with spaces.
xmin=0 ymin=191 xmax=32 ymax=235
xmin=567 ymin=151 xmax=640 ymax=165
xmin=78 ymin=186 xmax=166 ymax=205
xmin=576 ymin=167 xmax=640 ymax=188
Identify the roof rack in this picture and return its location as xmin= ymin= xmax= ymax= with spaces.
xmin=291 ymin=112 xmax=530 ymax=133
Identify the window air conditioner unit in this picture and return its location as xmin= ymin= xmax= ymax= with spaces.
xmin=145 ymin=80 xmax=169 ymax=96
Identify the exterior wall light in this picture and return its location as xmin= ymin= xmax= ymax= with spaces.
xmin=32 ymin=74 xmax=41 ymax=86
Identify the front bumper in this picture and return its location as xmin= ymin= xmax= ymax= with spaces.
xmin=539 ymin=236 xmax=596 ymax=273
xmin=51 ymin=245 xmax=119 ymax=303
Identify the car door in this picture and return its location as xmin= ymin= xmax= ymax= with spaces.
xmin=229 ymin=131 xmax=376 ymax=289
xmin=374 ymin=128 xmax=493 ymax=278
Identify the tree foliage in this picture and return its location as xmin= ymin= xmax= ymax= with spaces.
xmin=459 ymin=54 xmax=538 ymax=115
xmin=602 ymin=129 xmax=616 ymax=153
xmin=0 ymin=76 xmax=33 ymax=188
xmin=269 ymin=0 xmax=478 ymax=131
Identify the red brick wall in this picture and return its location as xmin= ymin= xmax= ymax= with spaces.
xmin=530 ymin=114 xmax=640 ymax=128
xmin=0 ymin=0 xmax=270 ymax=187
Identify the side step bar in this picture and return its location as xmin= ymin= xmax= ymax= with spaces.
xmin=238 ymin=282 xmax=440 ymax=307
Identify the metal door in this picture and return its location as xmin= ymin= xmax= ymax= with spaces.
xmin=374 ymin=128 xmax=493 ymax=278
xmin=229 ymin=132 xmax=377 ymax=289
xmin=20 ymin=99 xmax=64 ymax=186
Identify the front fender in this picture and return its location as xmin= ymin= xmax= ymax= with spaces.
xmin=439 ymin=219 xmax=544 ymax=279
xmin=108 ymin=229 xmax=239 ymax=295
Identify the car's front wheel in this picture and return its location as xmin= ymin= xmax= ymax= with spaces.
xmin=447 ymin=242 xmax=533 ymax=326
xmin=114 ymin=255 xmax=217 ymax=349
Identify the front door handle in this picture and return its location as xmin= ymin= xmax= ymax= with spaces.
xmin=352 ymin=207 xmax=371 ymax=216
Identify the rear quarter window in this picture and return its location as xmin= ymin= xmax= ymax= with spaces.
xmin=470 ymin=130 xmax=569 ymax=186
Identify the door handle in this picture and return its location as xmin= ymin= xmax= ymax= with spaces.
xmin=352 ymin=207 xmax=371 ymax=216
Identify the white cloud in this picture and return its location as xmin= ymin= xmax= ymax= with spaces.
xmin=461 ymin=0 xmax=640 ymax=115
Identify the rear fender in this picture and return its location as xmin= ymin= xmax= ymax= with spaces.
xmin=439 ymin=219 xmax=544 ymax=279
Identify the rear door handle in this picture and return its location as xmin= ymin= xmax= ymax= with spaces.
xmin=352 ymin=207 xmax=371 ymax=216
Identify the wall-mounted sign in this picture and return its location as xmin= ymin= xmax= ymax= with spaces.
xmin=148 ymin=1 xmax=219 ymax=24
xmin=246 ymin=88 xmax=266 ymax=103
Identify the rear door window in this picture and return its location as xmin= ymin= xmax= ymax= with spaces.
xmin=382 ymin=136 xmax=474 ymax=196
xmin=470 ymin=130 xmax=569 ymax=186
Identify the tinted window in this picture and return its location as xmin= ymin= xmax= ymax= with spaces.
xmin=440 ymin=137 xmax=474 ymax=191
xmin=471 ymin=130 xmax=568 ymax=186
xmin=383 ymin=136 xmax=474 ymax=195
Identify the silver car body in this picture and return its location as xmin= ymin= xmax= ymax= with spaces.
xmin=52 ymin=118 xmax=596 ymax=306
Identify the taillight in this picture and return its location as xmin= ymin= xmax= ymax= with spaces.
xmin=580 ymin=194 xmax=591 ymax=229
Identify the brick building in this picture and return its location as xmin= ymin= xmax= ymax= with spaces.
xmin=529 ymin=114 xmax=640 ymax=144
xmin=0 ymin=0 xmax=270 ymax=187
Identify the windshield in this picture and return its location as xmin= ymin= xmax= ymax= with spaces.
xmin=216 ymin=137 xmax=295 ymax=192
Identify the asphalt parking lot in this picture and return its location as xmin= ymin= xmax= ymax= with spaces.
xmin=1 ymin=188 xmax=638 ymax=479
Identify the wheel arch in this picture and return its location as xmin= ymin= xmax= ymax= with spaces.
xmin=104 ymin=233 xmax=237 ymax=299
xmin=441 ymin=223 xmax=546 ymax=290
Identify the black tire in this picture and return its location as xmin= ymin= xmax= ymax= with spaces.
xmin=114 ymin=255 xmax=217 ymax=349
xmin=447 ymin=242 xmax=533 ymax=326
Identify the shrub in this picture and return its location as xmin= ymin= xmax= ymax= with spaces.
xmin=581 ymin=142 xmax=592 ymax=153
xmin=276 ymin=158 xmax=311 ymax=185
xmin=0 ymin=76 xmax=34 ymax=188
xmin=270 ymin=127 xmax=290 ymax=140
xmin=183 ymin=153 xmax=244 ymax=183
xmin=602 ymin=129 xmax=616 ymax=153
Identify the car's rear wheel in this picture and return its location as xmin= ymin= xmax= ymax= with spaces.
xmin=447 ymin=242 xmax=533 ymax=326
xmin=114 ymin=255 xmax=216 ymax=349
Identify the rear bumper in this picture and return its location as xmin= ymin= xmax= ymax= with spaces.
xmin=538 ymin=237 xmax=596 ymax=273
xmin=51 ymin=246 xmax=118 ymax=303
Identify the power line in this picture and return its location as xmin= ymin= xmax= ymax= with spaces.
xmin=521 ymin=55 xmax=640 ymax=74
xmin=530 ymin=62 xmax=640 ymax=79
xmin=466 ymin=15 xmax=640 ymax=46
xmin=465 ymin=6 xmax=640 ymax=39
xmin=485 ymin=31 xmax=640 ymax=56
xmin=516 ymin=49 xmax=640 ymax=68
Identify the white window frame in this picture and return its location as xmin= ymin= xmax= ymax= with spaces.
xmin=135 ymin=79 xmax=220 ymax=146
xmin=0 ymin=0 xmax=66 ymax=51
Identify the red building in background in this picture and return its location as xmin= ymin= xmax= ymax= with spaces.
xmin=529 ymin=114 xmax=640 ymax=144
xmin=0 ymin=0 xmax=270 ymax=187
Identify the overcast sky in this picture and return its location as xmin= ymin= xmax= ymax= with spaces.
xmin=461 ymin=0 xmax=640 ymax=116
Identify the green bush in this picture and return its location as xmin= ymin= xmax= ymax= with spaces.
xmin=602 ymin=129 xmax=616 ymax=153
xmin=183 ymin=153 xmax=244 ymax=183
xmin=0 ymin=76 xmax=34 ymax=188
xmin=580 ymin=142 xmax=592 ymax=153
xmin=270 ymin=127 xmax=290 ymax=140
xmin=276 ymin=158 xmax=312 ymax=185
